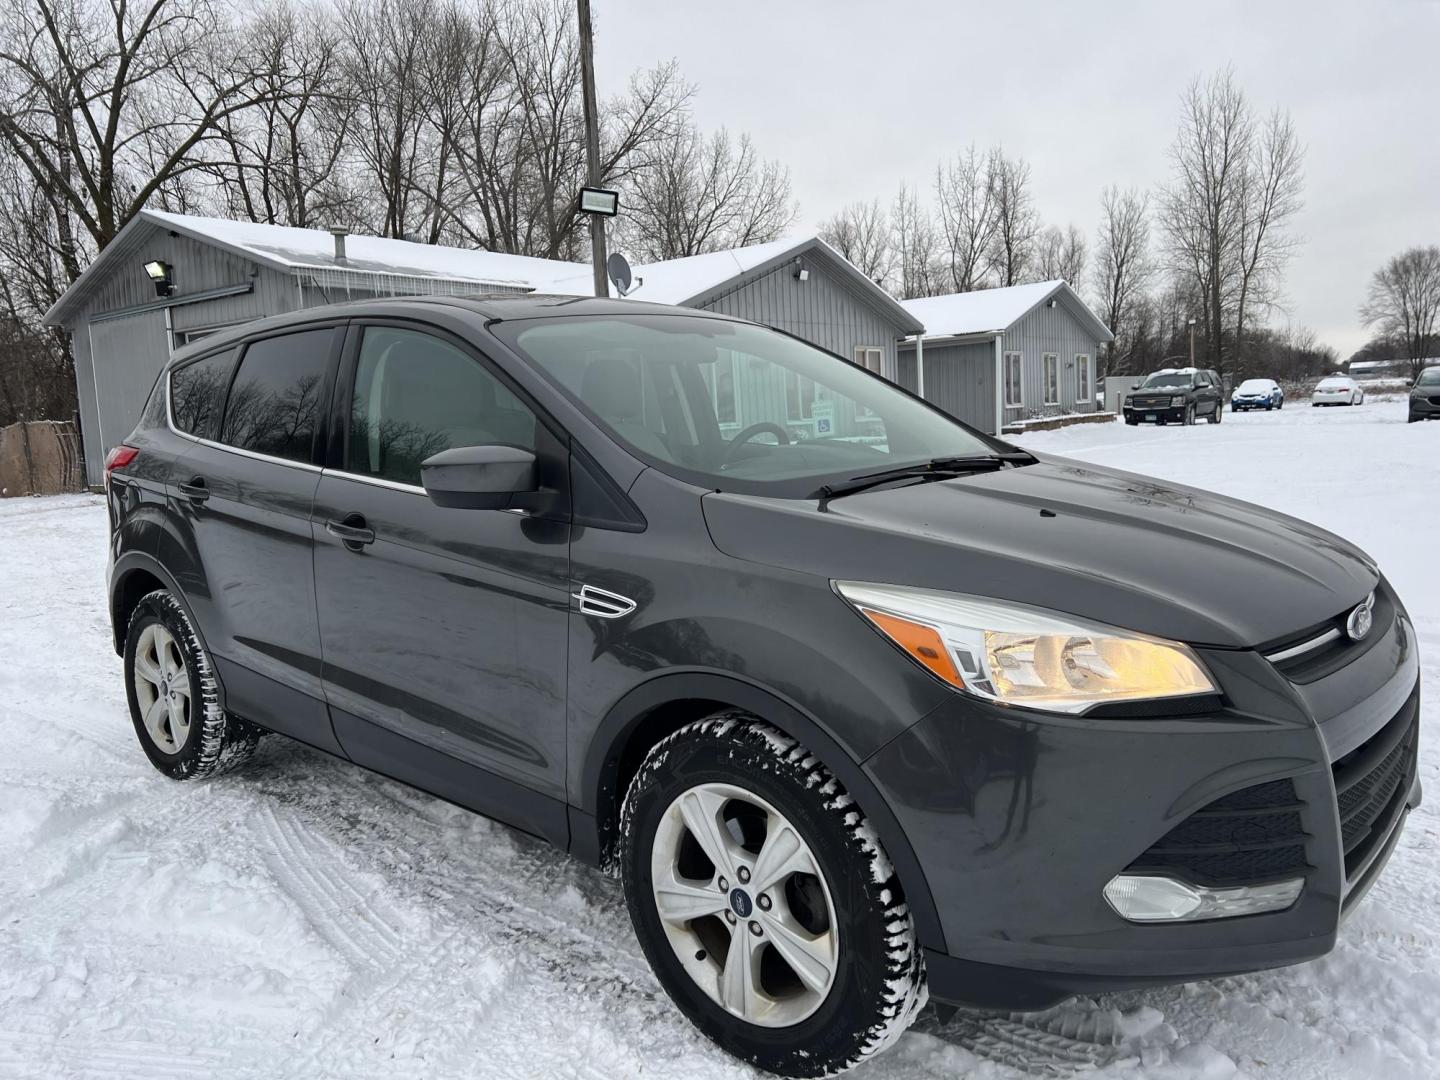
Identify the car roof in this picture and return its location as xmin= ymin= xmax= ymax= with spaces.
xmin=167 ymin=292 xmax=740 ymax=368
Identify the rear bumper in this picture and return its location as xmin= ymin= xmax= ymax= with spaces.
xmin=865 ymin=600 xmax=1421 ymax=1010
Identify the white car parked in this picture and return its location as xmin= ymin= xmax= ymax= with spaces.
xmin=1312 ymin=375 xmax=1364 ymax=407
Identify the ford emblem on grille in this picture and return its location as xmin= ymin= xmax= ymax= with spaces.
xmin=1346 ymin=593 xmax=1375 ymax=642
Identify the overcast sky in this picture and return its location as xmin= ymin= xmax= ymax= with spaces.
xmin=594 ymin=0 xmax=1440 ymax=358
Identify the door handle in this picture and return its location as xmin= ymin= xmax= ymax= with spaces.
xmin=326 ymin=514 xmax=375 ymax=548
xmin=177 ymin=477 xmax=210 ymax=503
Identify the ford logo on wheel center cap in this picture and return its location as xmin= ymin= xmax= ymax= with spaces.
xmin=1346 ymin=594 xmax=1375 ymax=642
xmin=729 ymin=888 xmax=753 ymax=918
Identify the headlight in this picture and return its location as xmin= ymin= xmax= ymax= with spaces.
xmin=1170 ymin=395 xmax=1187 ymax=407
xmin=835 ymin=581 xmax=1216 ymax=714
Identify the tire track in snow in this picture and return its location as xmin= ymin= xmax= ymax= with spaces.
xmin=258 ymin=803 xmax=408 ymax=971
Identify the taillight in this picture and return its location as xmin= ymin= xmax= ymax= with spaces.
xmin=105 ymin=444 xmax=140 ymax=478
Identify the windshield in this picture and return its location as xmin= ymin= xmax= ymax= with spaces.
xmin=1140 ymin=372 xmax=1195 ymax=389
xmin=496 ymin=314 xmax=1000 ymax=496
xmin=1236 ymin=379 xmax=1273 ymax=393
xmin=1416 ymin=369 xmax=1440 ymax=387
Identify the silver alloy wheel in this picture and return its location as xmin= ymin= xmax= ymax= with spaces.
xmin=650 ymin=782 xmax=839 ymax=1027
xmin=133 ymin=623 xmax=192 ymax=754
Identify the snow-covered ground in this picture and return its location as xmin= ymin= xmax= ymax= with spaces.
xmin=0 ymin=399 xmax=1436 ymax=1080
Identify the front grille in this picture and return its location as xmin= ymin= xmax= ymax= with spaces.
xmin=1333 ymin=690 xmax=1419 ymax=878
xmin=1262 ymin=586 xmax=1394 ymax=683
xmin=1123 ymin=778 xmax=1310 ymax=888
xmin=1131 ymin=395 xmax=1175 ymax=409
xmin=1429 ymin=396 xmax=1440 ymax=407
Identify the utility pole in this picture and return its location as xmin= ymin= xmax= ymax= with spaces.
xmin=1187 ymin=318 xmax=1197 ymax=368
xmin=577 ymin=0 xmax=608 ymax=297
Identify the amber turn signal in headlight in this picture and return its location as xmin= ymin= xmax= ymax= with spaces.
xmin=836 ymin=581 xmax=1217 ymax=714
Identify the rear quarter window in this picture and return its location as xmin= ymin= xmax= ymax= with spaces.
xmin=219 ymin=329 xmax=336 ymax=462
xmin=169 ymin=348 xmax=238 ymax=440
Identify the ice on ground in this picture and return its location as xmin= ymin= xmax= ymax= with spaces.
xmin=0 ymin=402 xmax=1437 ymax=1078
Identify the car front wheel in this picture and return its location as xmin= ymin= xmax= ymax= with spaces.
xmin=620 ymin=714 xmax=925 ymax=1077
xmin=124 ymin=590 xmax=262 ymax=780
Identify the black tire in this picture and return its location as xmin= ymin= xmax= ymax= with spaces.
xmin=1125 ymin=416 xmax=1139 ymax=426
xmin=1208 ymin=402 xmax=1222 ymax=424
xmin=620 ymin=714 xmax=925 ymax=1077
xmin=123 ymin=589 xmax=262 ymax=780
xmin=1184 ymin=404 xmax=1196 ymax=425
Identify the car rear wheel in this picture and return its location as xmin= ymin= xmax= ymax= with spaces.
xmin=620 ymin=714 xmax=925 ymax=1077
xmin=124 ymin=590 xmax=262 ymax=780
xmin=1208 ymin=402 xmax=1222 ymax=424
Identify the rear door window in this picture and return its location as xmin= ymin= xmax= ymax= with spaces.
xmin=170 ymin=348 xmax=237 ymax=440
xmin=346 ymin=326 xmax=537 ymax=486
xmin=220 ymin=329 xmax=336 ymax=462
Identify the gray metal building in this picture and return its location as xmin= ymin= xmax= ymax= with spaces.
xmin=44 ymin=214 xmax=922 ymax=485
xmin=896 ymin=281 xmax=1114 ymax=433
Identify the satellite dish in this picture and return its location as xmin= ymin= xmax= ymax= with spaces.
xmin=607 ymin=252 xmax=634 ymax=297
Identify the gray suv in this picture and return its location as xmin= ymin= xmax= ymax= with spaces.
xmin=105 ymin=296 xmax=1419 ymax=1076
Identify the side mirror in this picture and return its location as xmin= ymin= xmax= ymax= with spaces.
xmin=1130 ymin=382 xmax=1141 ymax=390
xmin=421 ymin=444 xmax=537 ymax=510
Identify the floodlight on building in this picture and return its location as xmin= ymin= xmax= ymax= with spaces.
xmin=143 ymin=260 xmax=175 ymax=297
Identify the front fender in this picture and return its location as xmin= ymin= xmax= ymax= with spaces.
xmin=578 ymin=669 xmax=949 ymax=954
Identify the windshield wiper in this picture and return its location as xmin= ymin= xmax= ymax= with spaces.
xmin=815 ymin=451 xmax=1036 ymax=506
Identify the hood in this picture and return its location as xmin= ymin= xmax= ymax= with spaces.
xmin=701 ymin=455 xmax=1377 ymax=648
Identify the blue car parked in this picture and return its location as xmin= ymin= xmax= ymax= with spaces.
xmin=1231 ymin=378 xmax=1285 ymax=411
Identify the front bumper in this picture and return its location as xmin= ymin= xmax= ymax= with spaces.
xmin=1232 ymin=397 xmax=1275 ymax=410
xmin=864 ymin=589 xmax=1421 ymax=1009
xmin=1123 ymin=403 xmax=1186 ymax=422
xmin=1409 ymin=396 xmax=1440 ymax=420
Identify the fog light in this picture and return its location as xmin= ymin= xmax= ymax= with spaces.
xmin=1104 ymin=874 xmax=1303 ymax=922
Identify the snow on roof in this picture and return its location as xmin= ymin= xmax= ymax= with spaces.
xmin=900 ymin=280 xmax=1066 ymax=338
xmin=617 ymin=237 xmax=805 ymax=305
xmin=145 ymin=210 xmax=573 ymax=288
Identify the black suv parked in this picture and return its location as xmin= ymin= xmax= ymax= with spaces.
xmin=106 ymin=296 xmax=1420 ymax=1077
xmin=1123 ymin=367 xmax=1225 ymax=425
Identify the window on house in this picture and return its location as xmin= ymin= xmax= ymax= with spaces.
xmin=853 ymin=347 xmax=884 ymax=375
xmin=785 ymin=371 xmax=815 ymax=421
xmin=1043 ymin=353 xmax=1059 ymax=405
xmin=1076 ymin=354 xmax=1092 ymax=403
xmin=1004 ymin=352 xmax=1023 ymax=408
xmin=715 ymin=354 xmax=737 ymax=424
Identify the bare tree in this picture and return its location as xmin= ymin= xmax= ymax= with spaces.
xmin=890 ymin=182 xmax=942 ymax=299
xmin=1093 ymin=186 xmax=1152 ymax=373
xmin=987 ymin=150 xmax=1039 ymax=287
xmin=206 ymin=3 xmax=357 ymax=228
xmin=1158 ymin=68 xmax=1304 ymax=378
xmin=1232 ymin=107 xmax=1304 ymax=367
xmin=818 ymin=199 xmax=890 ymax=284
xmin=1360 ymin=246 xmax=1440 ymax=381
xmin=934 ymin=145 xmax=997 ymax=292
xmin=0 ymin=0 xmax=289 ymax=257
xmin=1035 ymin=224 xmax=1087 ymax=287
xmin=620 ymin=123 xmax=794 ymax=263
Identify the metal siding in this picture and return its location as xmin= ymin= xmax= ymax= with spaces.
xmin=70 ymin=328 xmax=103 ymax=485
xmin=896 ymin=351 xmax=918 ymax=393
xmin=897 ymin=341 xmax=996 ymax=431
xmin=1002 ymin=304 xmax=1101 ymax=421
xmin=86 ymin=309 xmax=169 ymax=469
xmin=701 ymin=261 xmax=907 ymax=381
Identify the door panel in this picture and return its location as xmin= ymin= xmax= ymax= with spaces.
xmin=168 ymin=325 xmax=342 ymax=753
xmin=172 ymin=442 xmax=335 ymax=752
xmin=312 ymin=324 xmax=572 ymax=819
